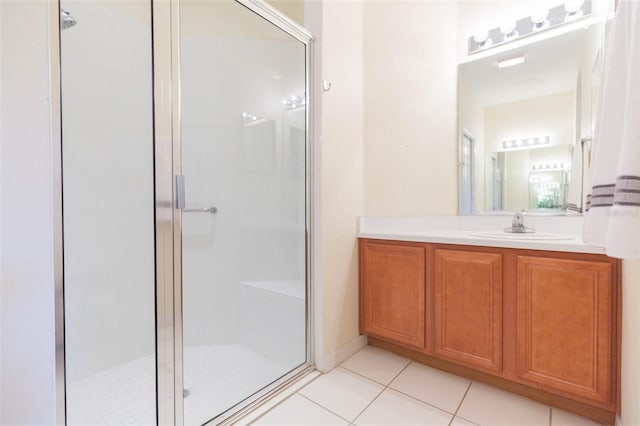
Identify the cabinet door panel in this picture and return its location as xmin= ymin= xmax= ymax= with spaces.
xmin=360 ymin=242 xmax=426 ymax=349
xmin=517 ymin=256 xmax=612 ymax=403
xmin=434 ymin=249 xmax=503 ymax=372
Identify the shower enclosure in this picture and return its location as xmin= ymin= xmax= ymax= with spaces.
xmin=58 ymin=1 xmax=312 ymax=424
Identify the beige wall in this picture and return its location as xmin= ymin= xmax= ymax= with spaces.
xmin=363 ymin=1 xmax=458 ymax=216
xmin=302 ymin=0 xmax=460 ymax=368
xmin=266 ymin=0 xmax=305 ymax=26
xmin=622 ymin=259 xmax=640 ymax=426
xmin=318 ymin=0 xmax=365 ymax=369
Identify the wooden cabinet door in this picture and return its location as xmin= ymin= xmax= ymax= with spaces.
xmin=516 ymin=256 xmax=613 ymax=403
xmin=360 ymin=241 xmax=426 ymax=350
xmin=433 ymin=249 xmax=503 ymax=373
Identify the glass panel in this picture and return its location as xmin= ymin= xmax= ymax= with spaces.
xmin=60 ymin=2 xmax=156 ymax=425
xmin=179 ymin=1 xmax=307 ymax=424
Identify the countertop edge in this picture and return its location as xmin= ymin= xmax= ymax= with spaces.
xmin=357 ymin=232 xmax=608 ymax=255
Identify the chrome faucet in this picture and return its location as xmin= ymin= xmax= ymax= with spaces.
xmin=505 ymin=210 xmax=535 ymax=233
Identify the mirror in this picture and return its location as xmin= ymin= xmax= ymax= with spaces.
xmin=458 ymin=8 xmax=608 ymax=214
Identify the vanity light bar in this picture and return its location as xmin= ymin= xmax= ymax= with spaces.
xmin=502 ymin=136 xmax=551 ymax=150
xmin=468 ymin=0 xmax=592 ymax=55
xmin=531 ymin=162 xmax=565 ymax=171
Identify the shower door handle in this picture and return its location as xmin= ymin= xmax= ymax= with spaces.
xmin=182 ymin=207 xmax=218 ymax=214
xmin=175 ymin=174 xmax=218 ymax=214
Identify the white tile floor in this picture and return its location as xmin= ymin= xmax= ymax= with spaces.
xmin=251 ymin=345 xmax=605 ymax=426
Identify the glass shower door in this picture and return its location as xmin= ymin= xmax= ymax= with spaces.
xmin=178 ymin=1 xmax=309 ymax=424
xmin=60 ymin=2 xmax=157 ymax=425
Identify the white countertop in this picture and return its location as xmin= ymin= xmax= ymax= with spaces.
xmin=357 ymin=216 xmax=607 ymax=254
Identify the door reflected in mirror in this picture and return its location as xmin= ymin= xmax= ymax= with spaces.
xmin=458 ymin=2 xmax=610 ymax=214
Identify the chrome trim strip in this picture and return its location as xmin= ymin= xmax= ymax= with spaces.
xmin=51 ymin=1 xmax=66 ymax=424
xmin=217 ymin=365 xmax=316 ymax=426
xmin=235 ymin=0 xmax=314 ymax=43
xmin=305 ymin=11 xmax=317 ymax=370
xmin=152 ymin=0 xmax=177 ymax=424
xmin=170 ymin=0 xmax=184 ymax=423
xmin=305 ymin=0 xmax=323 ymax=372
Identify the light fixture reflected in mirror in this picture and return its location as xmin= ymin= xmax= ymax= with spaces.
xmin=502 ymin=136 xmax=551 ymax=150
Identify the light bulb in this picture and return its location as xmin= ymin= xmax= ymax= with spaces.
xmin=565 ymin=0 xmax=585 ymax=14
xmin=531 ymin=9 xmax=549 ymax=31
xmin=473 ymin=30 xmax=489 ymax=44
xmin=473 ymin=31 xmax=492 ymax=49
xmin=501 ymin=22 xmax=516 ymax=34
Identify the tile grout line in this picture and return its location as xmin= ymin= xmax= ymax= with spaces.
xmin=343 ymin=361 xmax=473 ymax=422
xmin=386 ymin=382 xmax=465 ymax=417
xmin=350 ymin=360 xmax=413 ymax=425
xmin=296 ymin=392 xmax=354 ymax=424
xmin=447 ymin=381 xmax=474 ymax=426
xmin=339 ymin=364 xmax=398 ymax=387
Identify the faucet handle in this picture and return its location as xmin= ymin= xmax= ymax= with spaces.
xmin=513 ymin=212 xmax=524 ymax=226
xmin=506 ymin=210 xmax=534 ymax=233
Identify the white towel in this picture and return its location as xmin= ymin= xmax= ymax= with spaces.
xmin=583 ymin=0 xmax=640 ymax=259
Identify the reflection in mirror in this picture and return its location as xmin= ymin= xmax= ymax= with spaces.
xmin=491 ymin=144 xmax=572 ymax=211
xmin=458 ymin=3 xmax=610 ymax=214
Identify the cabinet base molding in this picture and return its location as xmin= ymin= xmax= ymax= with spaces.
xmin=368 ymin=337 xmax=616 ymax=426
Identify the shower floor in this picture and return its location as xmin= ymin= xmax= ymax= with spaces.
xmin=67 ymin=344 xmax=290 ymax=426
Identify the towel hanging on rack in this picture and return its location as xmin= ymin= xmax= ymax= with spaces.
xmin=583 ymin=0 xmax=640 ymax=259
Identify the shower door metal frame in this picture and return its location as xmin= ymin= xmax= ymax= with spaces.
xmin=153 ymin=1 xmax=315 ymax=425
xmin=50 ymin=1 xmax=66 ymax=424
xmin=52 ymin=0 xmax=313 ymax=424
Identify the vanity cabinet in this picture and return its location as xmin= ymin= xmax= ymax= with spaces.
xmin=359 ymin=241 xmax=427 ymax=350
xmin=359 ymin=239 xmax=620 ymax=424
xmin=516 ymin=256 xmax=614 ymax=404
xmin=433 ymin=249 xmax=503 ymax=373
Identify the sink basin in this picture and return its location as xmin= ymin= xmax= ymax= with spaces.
xmin=468 ymin=231 xmax=577 ymax=241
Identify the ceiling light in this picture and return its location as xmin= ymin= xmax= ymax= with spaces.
xmin=497 ymin=54 xmax=526 ymax=68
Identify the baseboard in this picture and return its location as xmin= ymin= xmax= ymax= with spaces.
xmin=316 ymin=334 xmax=367 ymax=372
xmin=616 ymin=414 xmax=623 ymax=426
